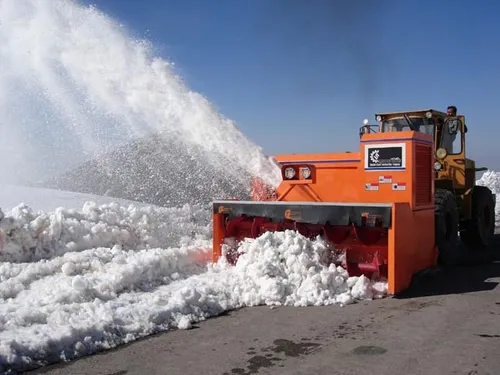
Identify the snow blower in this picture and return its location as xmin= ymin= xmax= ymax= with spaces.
xmin=212 ymin=109 xmax=495 ymax=295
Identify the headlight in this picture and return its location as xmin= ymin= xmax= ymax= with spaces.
xmin=436 ymin=148 xmax=447 ymax=159
xmin=301 ymin=167 xmax=312 ymax=179
xmin=434 ymin=161 xmax=442 ymax=171
xmin=425 ymin=111 xmax=433 ymax=119
xmin=376 ymin=115 xmax=382 ymax=122
xmin=284 ymin=167 xmax=296 ymax=179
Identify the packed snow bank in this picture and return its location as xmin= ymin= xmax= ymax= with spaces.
xmin=0 ymin=200 xmax=211 ymax=263
xmin=0 ymin=200 xmax=386 ymax=373
xmin=0 ymin=184 xmax=150 ymax=213
xmin=476 ymin=170 xmax=500 ymax=226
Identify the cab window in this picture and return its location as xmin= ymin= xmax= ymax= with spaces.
xmin=382 ymin=117 xmax=434 ymax=137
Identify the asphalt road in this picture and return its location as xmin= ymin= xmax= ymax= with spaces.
xmin=25 ymin=236 xmax=500 ymax=375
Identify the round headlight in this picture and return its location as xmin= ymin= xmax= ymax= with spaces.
xmin=301 ymin=167 xmax=311 ymax=179
xmin=284 ymin=167 xmax=296 ymax=179
xmin=363 ymin=119 xmax=369 ymax=125
xmin=436 ymin=148 xmax=447 ymax=159
xmin=376 ymin=115 xmax=382 ymax=122
xmin=425 ymin=111 xmax=433 ymax=119
xmin=434 ymin=161 xmax=442 ymax=171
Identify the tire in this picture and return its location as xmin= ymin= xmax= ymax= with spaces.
xmin=460 ymin=185 xmax=495 ymax=249
xmin=435 ymin=188 xmax=460 ymax=266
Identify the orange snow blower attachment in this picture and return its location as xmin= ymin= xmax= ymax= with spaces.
xmin=212 ymin=130 xmax=438 ymax=295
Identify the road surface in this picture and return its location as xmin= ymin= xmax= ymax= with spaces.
xmin=27 ymin=238 xmax=500 ymax=375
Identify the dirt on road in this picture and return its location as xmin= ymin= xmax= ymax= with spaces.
xmin=26 ymin=240 xmax=500 ymax=375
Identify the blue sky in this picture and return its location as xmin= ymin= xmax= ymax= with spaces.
xmin=83 ymin=0 xmax=500 ymax=170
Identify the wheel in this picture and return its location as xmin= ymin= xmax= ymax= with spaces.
xmin=434 ymin=188 xmax=460 ymax=266
xmin=460 ymin=185 xmax=495 ymax=249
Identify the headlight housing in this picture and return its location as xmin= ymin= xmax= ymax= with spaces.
xmin=436 ymin=148 xmax=447 ymax=159
xmin=284 ymin=167 xmax=296 ymax=179
xmin=434 ymin=161 xmax=442 ymax=171
xmin=301 ymin=167 xmax=312 ymax=179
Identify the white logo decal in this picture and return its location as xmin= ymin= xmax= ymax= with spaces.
xmin=369 ymin=149 xmax=380 ymax=164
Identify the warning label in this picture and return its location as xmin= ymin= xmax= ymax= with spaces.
xmin=392 ymin=182 xmax=407 ymax=191
xmin=365 ymin=182 xmax=379 ymax=191
xmin=378 ymin=175 xmax=392 ymax=184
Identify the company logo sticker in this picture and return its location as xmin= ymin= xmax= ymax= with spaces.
xmin=364 ymin=143 xmax=406 ymax=171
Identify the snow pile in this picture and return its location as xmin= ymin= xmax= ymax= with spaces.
xmin=0 ymin=201 xmax=386 ymax=373
xmin=0 ymin=201 xmax=211 ymax=263
xmin=476 ymin=170 xmax=500 ymax=226
xmin=215 ymin=231 xmax=387 ymax=307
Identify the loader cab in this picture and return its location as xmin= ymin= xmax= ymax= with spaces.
xmin=360 ymin=109 xmax=470 ymax=186
xmin=381 ymin=116 xmax=435 ymax=136
xmin=375 ymin=110 xmax=440 ymax=137
xmin=359 ymin=109 xmax=443 ymax=138
xmin=372 ymin=110 xmax=472 ymax=190
xmin=360 ymin=110 xmax=468 ymax=169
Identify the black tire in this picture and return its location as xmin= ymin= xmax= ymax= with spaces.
xmin=435 ymin=188 xmax=460 ymax=266
xmin=460 ymin=185 xmax=495 ymax=249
